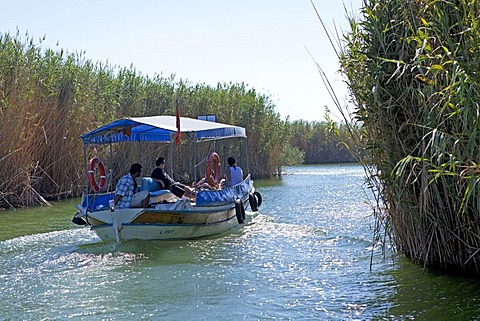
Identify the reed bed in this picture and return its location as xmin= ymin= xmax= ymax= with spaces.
xmin=0 ymin=31 xmax=289 ymax=208
xmin=0 ymin=29 xmax=356 ymax=209
xmin=335 ymin=0 xmax=480 ymax=273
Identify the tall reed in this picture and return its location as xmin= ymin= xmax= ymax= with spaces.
xmin=0 ymin=31 xmax=289 ymax=208
xmin=0 ymin=28 xmax=356 ymax=209
xmin=338 ymin=0 xmax=480 ymax=273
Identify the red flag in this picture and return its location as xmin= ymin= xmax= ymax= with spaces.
xmin=175 ymin=100 xmax=181 ymax=145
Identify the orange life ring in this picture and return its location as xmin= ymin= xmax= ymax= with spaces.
xmin=205 ymin=152 xmax=221 ymax=187
xmin=88 ymin=157 xmax=107 ymax=192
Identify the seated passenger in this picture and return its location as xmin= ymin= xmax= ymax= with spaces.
xmin=225 ymin=157 xmax=244 ymax=187
xmin=113 ymin=163 xmax=150 ymax=209
xmin=151 ymin=157 xmax=194 ymax=198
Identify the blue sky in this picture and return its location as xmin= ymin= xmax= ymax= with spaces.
xmin=1 ymin=0 xmax=362 ymax=121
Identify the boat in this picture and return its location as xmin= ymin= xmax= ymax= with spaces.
xmin=71 ymin=115 xmax=262 ymax=242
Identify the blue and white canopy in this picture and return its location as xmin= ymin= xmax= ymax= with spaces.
xmin=81 ymin=116 xmax=246 ymax=145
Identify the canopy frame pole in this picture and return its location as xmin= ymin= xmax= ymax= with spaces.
xmin=244 ymin=138 xmax=250 ymax=175
xmin=168 ymin=134 xmax=174 ymax=178
xmin=137 ymin=140 xmax=141 ymax=164
xmin=83 ymin=141 xmax=91 ymax=225
xmin=193 ymin=134 xmax=197 ymax=185
xmin=83 ymin=142 xmax=88 ymax=199
xmin=108 ymin=141 xmax=113 ymax=192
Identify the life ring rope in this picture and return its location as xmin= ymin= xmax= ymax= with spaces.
xmin=88 ymin=157 xmax=107 ymax=192
xmin=205 ymin=152 xmax=221 ymax=188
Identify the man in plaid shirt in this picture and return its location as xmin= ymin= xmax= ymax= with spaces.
xmin=113 ymin=163 xmax=150 ymax=209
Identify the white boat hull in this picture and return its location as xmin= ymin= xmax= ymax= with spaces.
xmin=91 ymin=211 xmax=240 ymax=241
xmin=74 ymin=197 xmax=251 ymax=242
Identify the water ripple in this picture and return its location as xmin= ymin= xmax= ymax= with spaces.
xmin=4 ymin=165 xmax=473 ymax=319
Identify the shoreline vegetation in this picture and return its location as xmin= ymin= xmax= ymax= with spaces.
xmin=333 ymin=0 xmax=480 ymax=275
xmin=0 ymin=31 xmax=357 ymax=209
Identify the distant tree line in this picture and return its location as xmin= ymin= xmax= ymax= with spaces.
xmin=0 ymin=31 xmax=357 ymax=208
xmin=285 ymin=120 xmax=357 ymax=165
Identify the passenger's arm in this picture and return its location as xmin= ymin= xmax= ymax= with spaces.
xmin=225 ymin=169 xmax=231 ymax=187
xmin=113 ymin=194 xmax=121 ymax=206
xmin=151 ymin=177 xmax=166 ymax=189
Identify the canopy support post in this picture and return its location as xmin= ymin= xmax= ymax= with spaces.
xmin=168 ymin=134 xmax=174 ymax=177
xmin=244 ymin=138 xmax=250 ymax=175
xmin=193 ymin=135 xmax=197 ymax=184
xmin=83 ymin=142 xmax=91 ymax=225
xmin=108 ymin=142 xmax=113 ymax=192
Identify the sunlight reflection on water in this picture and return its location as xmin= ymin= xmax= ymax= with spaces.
xmin=3 ymin=164 xmax=479 ymax=319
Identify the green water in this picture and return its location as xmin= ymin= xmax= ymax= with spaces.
xmin=0 ymin=198 xmax=81 ymax=242
xmin=1 ymin=164 xmax=480 ymax=320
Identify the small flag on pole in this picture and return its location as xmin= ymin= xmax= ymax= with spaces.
xmin=175 ymin=99 xmax=181 ymax=145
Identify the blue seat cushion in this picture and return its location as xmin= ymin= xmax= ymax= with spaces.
xmin=140 ymin=177 xmax=162 ymax=192
xmin=150 ymin=189 xmax=174 ymax=197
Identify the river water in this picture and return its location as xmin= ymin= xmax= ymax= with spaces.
xmin=1 ymin=164 xmax=480 ymax=320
